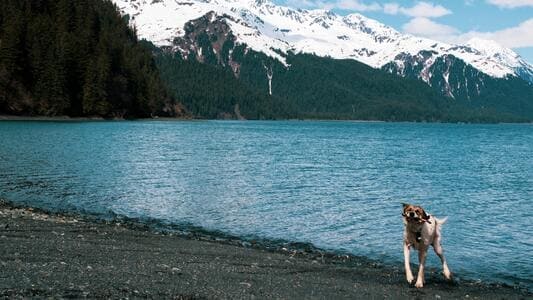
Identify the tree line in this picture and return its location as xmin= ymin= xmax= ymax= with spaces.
xmin=0 ymin=0 xmax=529 ymax=123
xmin=0 ymin=0 xmax=177 ymax=118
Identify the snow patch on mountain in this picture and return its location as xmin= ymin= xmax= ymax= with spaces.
xmin=113 ymin=0 xmax=533 ymax=81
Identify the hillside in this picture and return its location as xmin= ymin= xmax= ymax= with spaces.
xmin=113 ymin=0 xmax=533 ymax=84
xmin=1 ymin=0 xmax=530 ymax=122
xmin=153 ymin=13 xmax=528 ymax=122
xmin=154 ymin=47 xmax=293 ymax=120
xmin=0 ymin=0 xmax=181 ymax=118
xmin=114 ymin=0 xmax=533 ymax=122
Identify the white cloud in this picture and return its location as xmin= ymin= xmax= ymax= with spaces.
xmin=402 ymin=17 xmax=459 ymax=39
xmin=283 ymin=0 xmax=451 ymax=16
xmin=284 ymin=0 xmax=316 ymax=8
xmin=284 ymin=0 xmax=329 ymax=9
xmin=394 ymin=2 xmax=452 ymax=18
xmin=383 ymin=3 xmax=400 ymax=14
xmin=384 ymin=2 xmax=452 ymax=18
xmin=402 ymin=17 xmax=533 ymax=49
xmin=487 ymin=0 xmax=533 ymax=8
xmin=453 ymin=19 xmax=533 ymax=48
xmin=284 ymin=0 xmax=382 ymax=11
xmin=336 ymin=0 xmax=382 ymax=11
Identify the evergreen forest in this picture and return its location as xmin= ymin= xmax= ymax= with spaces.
xmin=0 ymin=0 xmax=530 ymax=123
xmin=0 ymin=0 xmax=177 ymax=118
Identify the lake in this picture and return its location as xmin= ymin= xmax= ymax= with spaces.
xmin=0 ymin=120 xmax=531 ymax=288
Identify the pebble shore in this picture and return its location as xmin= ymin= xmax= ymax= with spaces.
xmin=0 ymin=200 xmax=529 ymax=299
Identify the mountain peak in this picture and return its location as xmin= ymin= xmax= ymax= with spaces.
xmin=343 ymin=12 xmax=367 ymax=22
xmin=466 ymin=38 xmax=510 ymax=55
xmin=465 ymin=37 xmax=532 ymax=77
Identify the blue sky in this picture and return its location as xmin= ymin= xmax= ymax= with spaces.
xmin=274 ymin=0 xmax=533 ymax=63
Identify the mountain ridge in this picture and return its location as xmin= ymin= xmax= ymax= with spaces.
xmin=113 ymin=0 xmax=533 ymax=84
xmin=112 ymin=0 xmax=533 ymax=122
xmin=151 ymin=12 xmax=531 ymax=122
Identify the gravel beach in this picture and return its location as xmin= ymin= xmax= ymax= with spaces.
xmin=0 ymin=200 xmax=530 ymax=299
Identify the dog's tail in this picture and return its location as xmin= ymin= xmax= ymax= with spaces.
xmin=435 ymin=216 xmax=448 ymax=226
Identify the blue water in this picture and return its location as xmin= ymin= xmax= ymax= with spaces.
xmin=0 ymin=120 xmax=532 ymax=288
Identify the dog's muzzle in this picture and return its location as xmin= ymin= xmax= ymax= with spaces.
xmin=402 ymin=213 xmax=422 ymax=223
xmin=402 ymin=212 xmax=418 ymax=219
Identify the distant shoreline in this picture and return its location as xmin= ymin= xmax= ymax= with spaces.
xmin=0 ymin=199 xmax=529 ymax=299
xmin=0 ymin=115 xmax=385 ymax=122
xmin=0 ymin=115 xmax=107 ymax=121
xmin=2 ymin=114 xmax=533 ymax=124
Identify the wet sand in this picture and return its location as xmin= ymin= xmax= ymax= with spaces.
xmin=0 ymin=200 xmax=529 ymax=299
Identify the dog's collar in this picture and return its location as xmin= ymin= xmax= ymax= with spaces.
xmin=408 ymin=227 xmax=423 ymax=242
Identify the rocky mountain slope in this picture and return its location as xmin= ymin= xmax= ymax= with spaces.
xmin=113 ymin=0 xmax=533 ymax=84
xmin=112 ymin=0 xmax=533 ymax=121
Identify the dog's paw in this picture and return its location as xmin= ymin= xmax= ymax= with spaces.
xmin=415 ymin=280 xmax=424 ymax=288
xmin=406 ymin=274 xmax=415 ymax=284
xmin=444 ymin=270 xmax=453 ymax=281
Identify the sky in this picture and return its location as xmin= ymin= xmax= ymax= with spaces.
xmin=273 ymin=0 xmax=533 ymax=64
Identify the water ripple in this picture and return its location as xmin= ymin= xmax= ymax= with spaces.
xmin=0 ymin=120 xmax=531 ymax=288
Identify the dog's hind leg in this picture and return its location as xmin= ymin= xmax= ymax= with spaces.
xmin=404 ymin=242 xmax=414 ymax=284
xmin=433 ymin=241 xmax=452 ymax=280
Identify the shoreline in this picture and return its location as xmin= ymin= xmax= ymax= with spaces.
xmin=0 ymin=115 xmax=385 ymax=123
xmin=0 ymin=200 xmax=530 ymax=299
xmin=1 ymin=114 xmax=532 ymax=124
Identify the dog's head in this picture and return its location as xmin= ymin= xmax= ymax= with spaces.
xmin=402 ymin=203 xmax=431 ymax=224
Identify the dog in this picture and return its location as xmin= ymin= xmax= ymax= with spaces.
xmin=402 ymin=203 xmax=452 ymax=288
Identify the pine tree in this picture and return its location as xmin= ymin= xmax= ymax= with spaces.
xmin=0 ymin=1 xmax=25 ymax=79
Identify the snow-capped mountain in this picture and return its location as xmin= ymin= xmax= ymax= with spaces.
xmin=113 ymin=0 xmax=533 ymax=84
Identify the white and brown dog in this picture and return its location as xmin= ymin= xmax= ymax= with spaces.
xmin=402 ymin=203 xmax=452 ymax=288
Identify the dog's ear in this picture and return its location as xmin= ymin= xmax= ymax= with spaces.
xmin=421 ymin=208 xmax=430 ymax=221
xmin=401 ymin=203 xmax=409 ymax=216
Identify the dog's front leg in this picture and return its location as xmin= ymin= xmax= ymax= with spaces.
xmin=415 ymin=248 xmax=428 ymax=288
xmin=403 ymin=241 xmax=414 ymax=284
